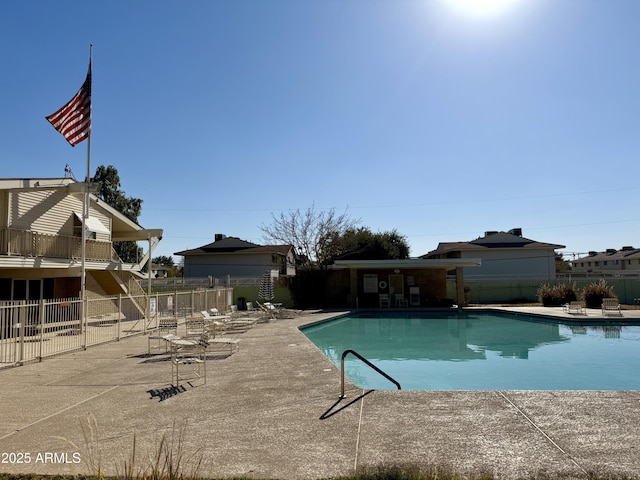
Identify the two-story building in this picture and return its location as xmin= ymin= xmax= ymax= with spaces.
xmin=175 ymin=234 xmax=295 ymax=280
xmin=421 ymin=228 xmax=564 ymax=280
xmin=0 ymin=177 xmax=162 ymax=303
xmin=570 ymin=246 xmax=640 ymax=274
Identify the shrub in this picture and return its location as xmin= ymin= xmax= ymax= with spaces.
xmin=537 ymin=282 xmax=577 ymax=306
xmin=582 ymin=279 xmax=617 ymax=308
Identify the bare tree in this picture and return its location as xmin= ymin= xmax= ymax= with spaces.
xmin=260 ymin=204 xmax=359 ymax=271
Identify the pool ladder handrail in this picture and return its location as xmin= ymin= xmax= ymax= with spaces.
xmin=340 ymin=349 xmax=401 ymax=398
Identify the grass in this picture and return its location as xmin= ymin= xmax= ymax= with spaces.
xmin=2 ymin=418 xmax=638 ymax=480
xmin=1 ymin=464 xmax=639 ymax=480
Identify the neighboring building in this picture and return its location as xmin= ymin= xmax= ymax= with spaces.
xmin=421 ymin=228 xmax=564 ymax=280
xmin=570 ymin=246 xmax=640 ymax=274
xmin=0 ymin=177 xmax=163 ymax=302
xmin=151 ymin=264 xmax=171 ymax=278
xmin=175 ymin=234 xmax=295 ymax=279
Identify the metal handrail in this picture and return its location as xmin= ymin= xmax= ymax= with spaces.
xmin=340 ymin=349 xmax=401 ymax=398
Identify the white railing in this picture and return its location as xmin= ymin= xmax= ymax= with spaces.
xmin=0 ymin=287 xmax=233 ymax=369
xmin=0 ymin=227 xmax=113 ymax=261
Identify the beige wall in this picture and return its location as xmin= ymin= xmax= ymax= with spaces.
xmin=7 ymin=189 xmax=111 ymax=241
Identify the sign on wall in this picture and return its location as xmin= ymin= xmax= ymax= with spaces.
xmin=363 ymin=274 xmax=378 ymax=293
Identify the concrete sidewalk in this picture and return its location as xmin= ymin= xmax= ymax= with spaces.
xmin=0 ymin=308 xmax=639 ymax=479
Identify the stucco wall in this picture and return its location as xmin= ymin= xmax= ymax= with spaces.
xmin=184 ymin=253 xmax=279 ymax=278
xmin=462 ymin=249 xmax=556 ymax=280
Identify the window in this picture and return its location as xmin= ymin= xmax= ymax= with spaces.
xmin=73 ymin=212 xmax=109 ymax=240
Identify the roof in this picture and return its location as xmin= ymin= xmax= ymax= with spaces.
xmin=572 ymin=247 xmax=640 ymax=263
xmin=332 ymin=258 xmax=482 ymax=270
xmin=422 ymin=231 xmax=565 ymax=258
xmin=175 ymin=237 xmax=292 ymax=257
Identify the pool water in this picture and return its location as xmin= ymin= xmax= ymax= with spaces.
xmin=300 ymin=311 xmax=640 ymax=390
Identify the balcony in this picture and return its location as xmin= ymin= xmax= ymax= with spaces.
xmin=0 ymin=228 xmax=116 ymax=262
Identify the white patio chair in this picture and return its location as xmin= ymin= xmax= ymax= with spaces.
xmin=379 ymin=294 xmax=390 ymax=308
xmin=171 ymin=332 xmax=208 ymax=387
xmin=601 ymin=298 xmax=622 ymax=316
xmin=147 ymin=317 xmax=178 ymax=355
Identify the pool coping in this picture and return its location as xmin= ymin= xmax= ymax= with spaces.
xmin=299 ymin=305 xmax=640 ymax=327
xmin=0 ymin=306 xmax=639 ymax=479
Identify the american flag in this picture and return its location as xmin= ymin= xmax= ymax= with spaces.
xmin=46 ymin=61 xmax=91 ymax=146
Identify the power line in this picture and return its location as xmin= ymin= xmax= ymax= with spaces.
xmin=143 ymin=186 xmax=640 ymax=214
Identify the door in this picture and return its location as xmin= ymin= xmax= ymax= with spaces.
xmin=388 ymin=274 xmax=404 ymax=305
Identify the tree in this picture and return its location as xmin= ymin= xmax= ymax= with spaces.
xmin=555 ymin=252 xmax=571 ymax=273
xmin=260 ymin=204 xmax=359 ymax=271
xmin=92 ymin=165 xmax=143 ymax=263
xmin=324 ymin=228 xmax=410 ymax=262
xmin=152 ymin=255 xmax=175 ymax=267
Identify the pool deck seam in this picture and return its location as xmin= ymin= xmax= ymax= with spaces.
xmin=354 ymin=389 xmax=366 ymax=473
xmin=498 ymin=390 xmax=588 ymax=475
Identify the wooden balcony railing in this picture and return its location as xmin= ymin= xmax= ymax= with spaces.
xmin=0 ymin=228 xmax=115 ymax=262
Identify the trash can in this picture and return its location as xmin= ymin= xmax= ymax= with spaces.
xmin=237 ymin=297 xmax=246 ymax=311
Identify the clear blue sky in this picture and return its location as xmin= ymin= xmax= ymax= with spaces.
xmin=2 ymin=0 xmax=639 ymax=262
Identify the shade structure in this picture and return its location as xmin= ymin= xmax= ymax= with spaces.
xmin=259 ymin=271 xmax=274 ymax=301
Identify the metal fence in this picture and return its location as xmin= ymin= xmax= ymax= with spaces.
xmin=0 ymin=287 xmax=233 ymax=369
xmin=140 ymin=275 xmax=264 ymax=290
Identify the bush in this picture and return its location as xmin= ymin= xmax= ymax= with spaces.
xmin=537 ymin=282 xmax=577 ymax=306
xmin=582 ymin=279 xmax=617 ymax=308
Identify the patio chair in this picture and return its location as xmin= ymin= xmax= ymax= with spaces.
xmin=564 ymin=301 xmax=586 ymax=315
xmin=379 ymin=294 xmax=390 ymax=308
xmin=394 ymin=294 xmax=408 ymax=308
xmin=186 ymin=316 xmax=208 ymax=338
xmin=209 ymin=308 xmax=231 ymax=319
xmin=206 ymin=334 xmax=241 ymax=355
xmin=246 ymin=302 xmax=257 ymax=312
xmin=601 ymin=298 xmax=622 ymax=316
xmin=167 ymin=324 xmax=240 ymax=356
xmin=256 ymin=301 xmax=279 ymax=320
xmin=147 ymin=317 xmax=178 ymax=355
xmin=202 ymin=310 xmax=257 ymax=331
xmin=265 ymin=302 xmax=299 ymax=319
xmin=171 ymin=332 xmax=208 ymax=387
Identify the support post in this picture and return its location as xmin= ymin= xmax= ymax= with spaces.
xmin=455 ymin=267 xmax=465 ymax=307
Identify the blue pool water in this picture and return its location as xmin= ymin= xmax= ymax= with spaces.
xmin=300 ymin=311 xmax=640 ymax=390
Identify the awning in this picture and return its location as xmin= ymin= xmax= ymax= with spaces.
xmin=74 ymin=212 xmax=110 ymax=235
xmin=331 ymin=258 xmax=482 ymax=270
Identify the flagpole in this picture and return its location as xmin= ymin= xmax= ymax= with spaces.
xmin=45 ymin=45 xmax=93 ymax=343
xmin=81 ymin=44 xmax=92 ymax=348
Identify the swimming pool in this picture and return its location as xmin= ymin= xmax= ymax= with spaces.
xmin=300 ymin=310 xmax=640 ymax=390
